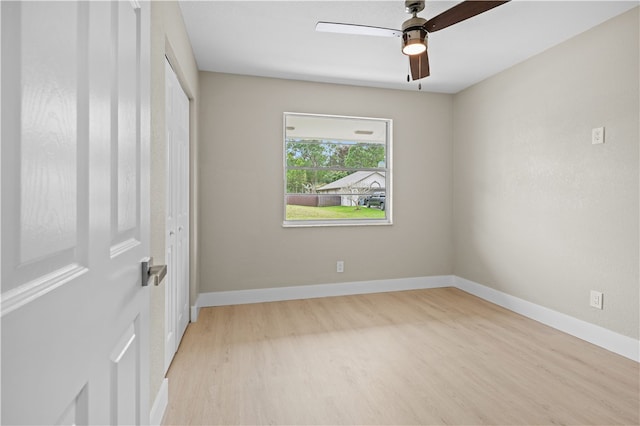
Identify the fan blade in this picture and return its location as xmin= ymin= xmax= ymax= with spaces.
xmin=425 ymin=1 xmax=509 ymax=33
xmin=316 ymin=22 xmax=402 ymax=37
xmin=409 ymin=51 xmax=430 ymax=80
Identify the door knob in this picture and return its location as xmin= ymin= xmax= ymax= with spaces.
xmin=141 ymin=257 xmax=167 ymax=287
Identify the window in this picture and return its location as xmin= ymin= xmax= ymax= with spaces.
xmin=283 ymin=113 xmax=392 ymax=227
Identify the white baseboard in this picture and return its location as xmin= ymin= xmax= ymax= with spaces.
xmin=190 ymin=304 xmax=199 ymax=323
xmin=191 ymin=275 xmax=453 ymax=319
xmin=455 ymin=276 xmax=639 ymax=362
xmin=149 ymin=378 xmax=168 ymax=426
xmin=189 ymin=275 xmax=639 ymax=362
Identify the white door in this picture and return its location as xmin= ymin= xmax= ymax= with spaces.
xmin=1 ymin=1 xmax=151 ymax=425
xmin=164 ymin=58 xmax=190 ymax=372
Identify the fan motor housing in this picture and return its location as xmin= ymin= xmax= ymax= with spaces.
xmin=401 ymin=16 xmax=427 ymax=32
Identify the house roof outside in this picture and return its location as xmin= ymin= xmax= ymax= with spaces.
xmin=317 ymin=171 xmax=385 ymax=192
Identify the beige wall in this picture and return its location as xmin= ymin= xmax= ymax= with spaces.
xmin=149 ymin=0 xmax=199 ymax=405
xmin=198 ymin=73 xmax=453 ymax=292
xmin=452 ymin=8 xmax=639 ymax=339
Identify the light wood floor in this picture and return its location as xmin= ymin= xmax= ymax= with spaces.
xmin=162 ymin=288 xmax=639 ymax=425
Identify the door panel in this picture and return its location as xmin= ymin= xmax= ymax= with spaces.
xmin=56 ymin=385 xmax=88 ymax=426
xmin=164 ymin=240 xmax=176 ymax=372
xmin=110 ymin=321 xmax=140 ymax=425
xmin=176 ymin=105 xmax=189 ymax=340
xmin=1 ymin=1 xmax=150 ymax=424
xmin=115 ymin=0 xmax=139 ymax=239
xmin=165 ymin=59 xmax=176 ymax=368
xmin=19 ymin=1 xmax=80 ymax=264
xmin=176 ymin=134 xmax=189 ymax=342
xmin=176 ymin=84 xmax=189 ymax=340
xmin=1 ymin=0 xmax=88 ymax=310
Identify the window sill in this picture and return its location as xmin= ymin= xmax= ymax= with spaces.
xmin=282 ymin=219 xmax=393 ymax=228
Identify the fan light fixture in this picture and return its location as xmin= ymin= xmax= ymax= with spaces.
xmin=402 ymin=34 xmax=426 ymax=55
xmin=401 ymin=16 xmax=427 ymax=56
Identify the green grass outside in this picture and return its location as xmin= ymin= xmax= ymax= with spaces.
xmin=286 ymin=204 xmax=385 ymax=220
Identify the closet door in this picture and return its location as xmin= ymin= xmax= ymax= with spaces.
xmin=164 ymin=58 xmax=189 ymax=371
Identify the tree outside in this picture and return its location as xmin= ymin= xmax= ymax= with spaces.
xmin=285 ymin=139 xmax=385 ymax=195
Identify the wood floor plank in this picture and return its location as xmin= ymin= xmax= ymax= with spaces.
xmin=163 ymin=288 xmax=639 ymax=425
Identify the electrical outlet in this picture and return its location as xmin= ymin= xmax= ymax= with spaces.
xmin=590 ymin=290 xmax=603 ymax=309
xmin=336 ymin=260 xmax=344 ymax=273
xmin=592 ymin=127 xmax=605 ymax=145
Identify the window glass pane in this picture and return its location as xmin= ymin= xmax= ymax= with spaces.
xmin=286 ymin=140 xmax=386 ymax=170
xmin=284 ymin=113 xmax=391 ymax=226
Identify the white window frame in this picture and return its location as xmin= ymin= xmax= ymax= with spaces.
xmin=283 ymin=112 xmax=393 ymax=227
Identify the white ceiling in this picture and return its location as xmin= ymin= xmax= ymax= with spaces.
xmin=179 ymin=1 xmax=638 ymax=94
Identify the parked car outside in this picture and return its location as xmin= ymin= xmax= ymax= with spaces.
xmin=365 ymin=192 xmax=385 ymax=210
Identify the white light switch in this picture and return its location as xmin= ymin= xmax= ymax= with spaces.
xmin=592 ymin=127 xmax=605 ymax=145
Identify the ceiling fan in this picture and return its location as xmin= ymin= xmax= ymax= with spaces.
xmin=316 ymin=1 xmax=510 ymax=83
